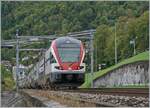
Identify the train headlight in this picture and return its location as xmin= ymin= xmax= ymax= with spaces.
xmin=55 ymin=66 xmax=63 ymax=70
xmin=78 ymin=66 xmax=84 ymax=69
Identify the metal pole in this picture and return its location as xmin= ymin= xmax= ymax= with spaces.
xmin=133 ymin=39 xmax=136 ymax=55
xmin=90 ymin=31 xmax=94 ymax=88
xmin=16 ymin=29 xmax=19 ymax=92
xmin=96 ymin=42 xmax=97 ymax=72
xmin=115 ymin=23 xmax=117 ymax=64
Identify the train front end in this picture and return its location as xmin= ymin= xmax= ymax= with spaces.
xmin=50 ymin=37 xmax=85 ymax=87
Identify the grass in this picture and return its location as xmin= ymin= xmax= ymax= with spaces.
xmin=1 ymin=65 xmax=15 ymax=90
xmin=80 ymin=51 xmax=149 ymax=88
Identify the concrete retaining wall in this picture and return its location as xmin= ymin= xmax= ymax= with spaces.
xmin=94 ymin=61 xmax=149 ymax=87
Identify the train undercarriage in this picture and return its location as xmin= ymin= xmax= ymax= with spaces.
xmin=22 ymin=72 xmax=85 ymax=90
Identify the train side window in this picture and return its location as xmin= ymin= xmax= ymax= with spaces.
xmin=50 ymin=54 xmax=56 ymax=63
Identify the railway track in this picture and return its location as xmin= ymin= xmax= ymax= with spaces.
xmin=22 ymin=89 xmax=119 ymax=107
xmin=22 ymin=88 xmax=149 ymax=107
xmin=60 ymin=88 xmax=149 ymax=97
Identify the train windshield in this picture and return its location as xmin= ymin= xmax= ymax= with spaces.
xmin=58 ymin=44 xmax=80 ymax=62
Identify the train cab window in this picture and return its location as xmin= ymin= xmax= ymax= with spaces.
xmin=58 ymin=47 xmax=80 ymax=62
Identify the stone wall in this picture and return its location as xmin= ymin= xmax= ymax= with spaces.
xmin=93 ymin=61 xmax=149 ymax=88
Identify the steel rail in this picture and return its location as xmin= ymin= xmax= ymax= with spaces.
xmin=60 ymin=88 xmax=149 ymax=97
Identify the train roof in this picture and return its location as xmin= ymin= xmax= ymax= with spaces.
xmin=55 ymin=37 xmax=81 ymax=47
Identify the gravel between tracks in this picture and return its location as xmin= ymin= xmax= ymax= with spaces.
xmin=25 ymin=90 xmax=149 ymax=107
xmin=57 ymin=91 xmax=149 ymax=107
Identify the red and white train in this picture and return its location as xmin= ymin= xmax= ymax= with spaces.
xmin=18 ymin=37 xmax=85 ymax=89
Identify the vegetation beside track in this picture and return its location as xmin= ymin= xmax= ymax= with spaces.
xmin=1 ymin=65 xmax=15 ymax=90
xmin=81 ymin=51 xmax=149 ymax=88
